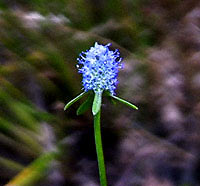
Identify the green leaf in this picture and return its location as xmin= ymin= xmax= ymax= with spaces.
xmin=111 ymin=95 xmax=138 ymax=110
xmin=64 ymin=92 xmax=87 ymax=111
xmin=76 ymin=94 xmax=94 ymax=115
xmin=92 ymin=92 xmax=102 ymax=115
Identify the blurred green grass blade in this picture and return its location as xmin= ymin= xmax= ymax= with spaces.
xmin=0 ymin=88 xmax=39 ymax=132
xmin=0 ymin=116 xmax=13 ymax=132
xmin=10 ymin=102 xmax=40 ymax=132
xmin=14 ymin=127 xmax=43 ymax=154
xmin=92 ymin=92 xmax=102 ymax=116
xmin=64 ymin=92 xmax=87 ymax=110
xmin=76 ymin=93 xmax=93 ymax=115
xmin=0 ymin=156 xmax=24 ymax=173
xmin=0 ymin=133 xmax=38 ymax=158
xmin=0 ymin=78 xmax=30 ymax=104
xmin=6 ymin=152 xmax=57 ymax=186
xmin=111 ymin=95 xmax=138 ymax=110
xmin=17 ymin=102 xmax=59 ymax=124
xmin=0 ymin=116 xmax=42 ymax=155
xmin=45 ymin=49 xmax=79 ymax=93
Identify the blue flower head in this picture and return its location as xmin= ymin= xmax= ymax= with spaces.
xmin=77 ymin=42 xmax=123 ymax=95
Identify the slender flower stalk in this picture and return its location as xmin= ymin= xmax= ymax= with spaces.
xmin=94 ymin=109 xmax=107 ymax=186
xmin=64 ymin=42 xmax=138 ymax=186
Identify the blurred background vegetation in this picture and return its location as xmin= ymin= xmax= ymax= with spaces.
xmin=1 ymin=0 xmax=200 ymax=186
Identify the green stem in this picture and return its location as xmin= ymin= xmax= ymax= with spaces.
xmin=94 ymin=110 xmax=107 ymax=186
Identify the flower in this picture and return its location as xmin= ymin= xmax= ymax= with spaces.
xmin=77 ymin=42 xmax=122 ymax=95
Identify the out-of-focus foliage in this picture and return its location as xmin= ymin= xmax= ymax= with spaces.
xmin=0 ymin=0 xmax=200 ymax=186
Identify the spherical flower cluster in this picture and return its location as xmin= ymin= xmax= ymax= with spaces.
xmin=77 ymin=42 xmax=122 ymax=95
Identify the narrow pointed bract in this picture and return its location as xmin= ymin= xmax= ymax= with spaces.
xmin=111 ymin=95 xmax=138 ymax=110
xmin=64 ymin=92 xmax=87 ymax=110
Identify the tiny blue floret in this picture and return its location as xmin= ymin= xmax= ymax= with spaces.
xmin=77 ymin=42 xmax=122 ymax=95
